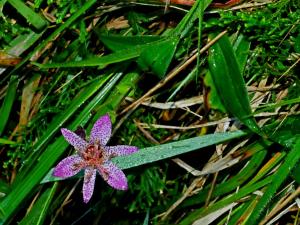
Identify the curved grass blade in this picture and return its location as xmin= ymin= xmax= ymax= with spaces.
xmin=208 ymin=35 xmax=260 ymax=134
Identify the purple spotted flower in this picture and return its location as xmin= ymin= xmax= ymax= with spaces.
xmin=53 ymin=114 xmax=138 ymax=203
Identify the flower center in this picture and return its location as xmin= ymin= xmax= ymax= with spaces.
xmin=82 ymin=144 xmax=106 ymax=167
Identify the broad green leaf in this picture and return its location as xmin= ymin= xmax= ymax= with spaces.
xmin=100 ymin=34 xmax=179 ymax=78
xmin=204 ymin=34 xmax=250 ymax=113
xmin=0 ymin=73 xmax=123 ymax=223
xmin=18 ymin=183 xmax=57 ymax=225
xmin=0 ymin=0 xmax=6 ymax=18
xmin=6 ymin=31 xmax=44 ymax=57
xmin=137 ymin=37 xmax=179 ymax=78
xmin=7 ymin=0 xmax=47 ymax=30
xmin=0 ymin=75 xmax=18 ymax=135
xmin=294 ymin=33 xmax=300 ymax=53
xmin=203 ymin=70 xmax=226 ymax=112
xmin=208 ymin=35 xmax=260 ymax=133
xmin=246 ymin=138 xmax=300 ymax=225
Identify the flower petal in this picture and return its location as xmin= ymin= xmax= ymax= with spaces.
xmin=105 ymin=145 xmax=138 ymax=157
xmin=53 ymin=155 xmax=83 ymax=178
xmin=61 ymin=128 xmax=88 ymax=152
xmin=82 ymin=168 xmax=97 ymax=203
xmin=98 ymin=161 xmax=128 ymax=190
xmin=89 ymin=114 xmax=111 ymax=146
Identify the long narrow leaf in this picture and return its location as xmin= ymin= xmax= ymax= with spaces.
xmin=7 ymin=0 xmax=47 ymax=30
xmin=208 ymin=35 xmax=260 ymax=133
xmin=113 ymin=130 xmax=247 ymax=169
xmin=179 ymin=175 xmax=274 ymax=225
xmin=18 ymin=183 xmax=57 ymax=225
xmin=0 ymin=75 xmax=18 ymax=135
xmin=246 ymin=138 xmax=300 ymax=225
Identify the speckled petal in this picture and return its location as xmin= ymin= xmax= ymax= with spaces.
xmin=82 ymin=168 xmax=97 ymax=203
xmin=61 ymin=128 xmax=88 ymax=152
xmin=104 ymin=145 xmax=138 ymax=157
xmin=98 ymin=161 xmax=128 ymax=190
xmin=89 ymin=114 xmax=111 ymax=145
xmin=53 ymin=155 xmax=83 ymax=178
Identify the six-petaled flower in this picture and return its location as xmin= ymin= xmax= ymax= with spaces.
xmin=53 ymin=114 xmax=138 ymax=203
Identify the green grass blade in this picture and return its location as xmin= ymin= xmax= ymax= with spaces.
xmin=18 ymin=183 xmax=57 ymax=225
xmin=98 ymin=34 xmax=161 ymax=51
xmin=254 ymin=97 xmax=300 ymax=115
xmin=100 ymin=34 xmax=179 ymax=78
xmin=37 ymin=36 xmax=178 ymax=78
xmin=246 ymin=138 xmax=300 ymax=225
xmin=233 ymin=34 xmax=251 ymax=72
xmin=0 ymin=138 xmax=16 ymax=145
xmin=208 ymin=35 xmax=260 ymax=133
xmin=6 ymin=30 xmax=44 ymax=56
xmin=181 ymin=147 xmax=267 ymax=208
xmin=171 ymin=0 xmax=212 ymax=38
xmin=34 ymin=48 xmax=140 ymax=68
xmin=137 ymin=37 xmax=179 ymax=78
xmin=7 ymin=0 xmax=47 ymax=30
xmin=204 ymin=34 xmax=250 ymax=112
xmin=12 ymin=0 xmax=97 ymax=72
xmin=0 ymin=75 xmax=18 ymax=135
xmin=179 ymin=175 xmax=274 ymax=225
